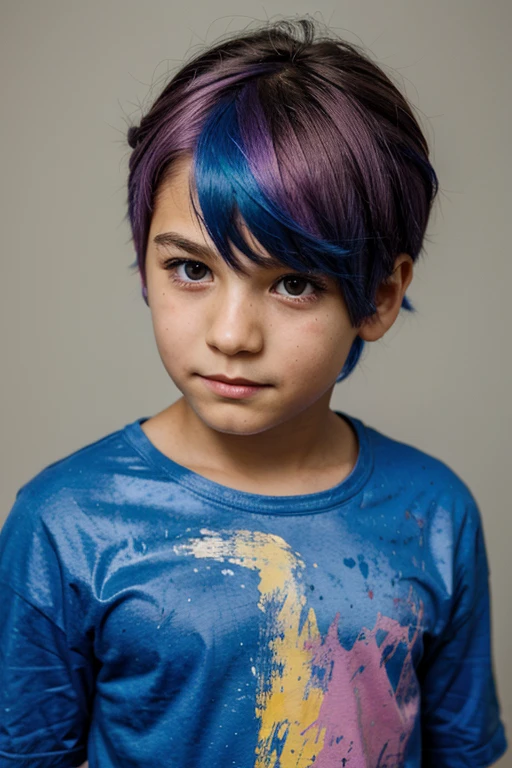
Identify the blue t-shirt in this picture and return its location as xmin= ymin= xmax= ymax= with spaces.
xmin=0 ymin=411 xmax=507 ymax=768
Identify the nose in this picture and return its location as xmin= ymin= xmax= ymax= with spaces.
xmin=204 ymin=287 xmax=264 ymax=356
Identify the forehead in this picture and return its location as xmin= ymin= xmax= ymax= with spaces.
xmin=152 ymin=155 xmax=197 ymax=221
xmin=150 ymin=155 xmax=283 ymax=270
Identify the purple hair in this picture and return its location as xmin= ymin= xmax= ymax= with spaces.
xmin=125 ymin=17 xmax=439 ymax=381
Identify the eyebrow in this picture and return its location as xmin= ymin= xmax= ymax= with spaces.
xmin=152 ymin=231 xmax=284 ymax=270
xmin=153 ymin=232 xmax=220 ymax=260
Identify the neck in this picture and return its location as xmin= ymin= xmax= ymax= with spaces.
xmin=164 ymin=393 xmax=353 ymax=479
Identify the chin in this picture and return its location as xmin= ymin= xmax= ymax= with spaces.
xmin=188 ymin=399 xmax=284 ymax=436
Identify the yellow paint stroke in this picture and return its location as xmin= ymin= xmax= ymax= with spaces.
xmin=173 ymin=528 xmax=325 ymax=766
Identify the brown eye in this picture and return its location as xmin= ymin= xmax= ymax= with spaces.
xmin=160 ymin=257 xmax=213 ymax=284
xmin=161 ymin=256 xmax=327 ymax=303
xmin=183 ymin=262 xmax=208 ymax=280
xmin=281 ymin=277 xmax=310 ymax=296
xmin=275 ymin=275 xmax=317 ymax=299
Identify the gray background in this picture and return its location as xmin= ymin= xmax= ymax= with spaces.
xmin=1 ymin=1 xmax=510 ymax=763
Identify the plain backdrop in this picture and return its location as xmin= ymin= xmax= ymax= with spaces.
xmin=1 ymin=0 xmax=510 ymax=763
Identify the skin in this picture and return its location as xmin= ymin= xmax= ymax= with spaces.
xmin=138 ymin=155 xmax=413 ymax=494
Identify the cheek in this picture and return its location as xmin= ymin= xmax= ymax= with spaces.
xmin=277 ymin=311 xmax=353 ymax=374
xmin=150 ymin=299 xmax=200 ymax=352
xmin=283 ymin=309 xmax=350 ymax=349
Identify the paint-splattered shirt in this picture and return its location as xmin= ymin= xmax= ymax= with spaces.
xmin=0 ymin=412 xmax=507 ymax=768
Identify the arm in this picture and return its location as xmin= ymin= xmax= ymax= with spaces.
xmin=417 ymin=497 xmax=507 ymax=766
xmin=0 ymin=584 xmax=91 ymax=767
xmin=0 ymin=489 xmax=93 ymax=767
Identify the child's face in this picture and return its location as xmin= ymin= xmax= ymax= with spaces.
xmin=144 ymin=156 xmax=360 ymax=435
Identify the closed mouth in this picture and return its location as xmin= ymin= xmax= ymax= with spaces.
xmin=202 ymin=375 xmax=265 ymax=386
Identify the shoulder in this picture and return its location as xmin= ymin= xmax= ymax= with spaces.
xmin=0 ymin=420 xmax=139 ymax=609
xmin=361 ymin=418 xmax=481 ymax=532
xmin=358 ymin=419 xmax=489 ymax=613
xmin=365 ymin=419 xmax=472 ymax=489
xmin=13 ymin=420 xmax=135 ymax=513
xmin=2 ymin=420 xmax=140 ymax=561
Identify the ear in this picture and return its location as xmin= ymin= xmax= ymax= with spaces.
xmin=357 ymin=253 xmax=414 ymax=342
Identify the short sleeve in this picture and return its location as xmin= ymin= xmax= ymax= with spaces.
xmin=418 ymin=495 xmax=508 ymax=767
xmin=0 ymin=487 xmax=94 ymax=767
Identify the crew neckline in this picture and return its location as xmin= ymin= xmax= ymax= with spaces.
xmin=123 ymin=410 xmax=373 ymax=515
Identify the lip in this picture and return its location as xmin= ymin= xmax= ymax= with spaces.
xmin=203 ymin=374 xmax=263 ymax=386
xmin=198 ymin=375 xmax=269 ymax=400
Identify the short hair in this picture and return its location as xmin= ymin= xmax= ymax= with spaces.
xmin=125 ymin=16 xmax=439 ymax=382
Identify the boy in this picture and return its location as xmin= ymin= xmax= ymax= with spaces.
xmin=0 ymin=16 xmax=507 ymax=768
